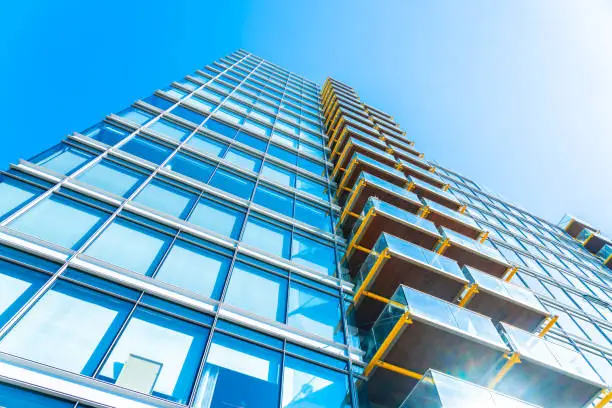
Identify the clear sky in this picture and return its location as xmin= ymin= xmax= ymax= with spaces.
xmin=1 ymin=0 xmax=611 ymax=234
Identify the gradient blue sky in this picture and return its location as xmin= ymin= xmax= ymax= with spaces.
xmin=1 ymin=0 xmax=611 ymax=234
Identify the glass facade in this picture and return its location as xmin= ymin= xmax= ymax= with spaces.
xmin=0 ymin=49 xmax=610 ymax=407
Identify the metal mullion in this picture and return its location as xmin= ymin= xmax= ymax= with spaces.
xmin=90 ymin=293 xmax=144 ymax=377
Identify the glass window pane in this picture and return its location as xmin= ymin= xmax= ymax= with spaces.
xmin=9 ymin=195 xmax=106 ymax=249
xmin=282 ymin=356 xmax=350 ymax=408
xmin=120 ymin=137 xmax=173 ymax=165
xmin=166 ymin=154 xmax=215 ymax=184
xmin=0 ymin=177 xmax=41 ymax=220
xmin=235 ymin=131 xmax=267 ymax=152
xmin=253 ymin=186 xmax=294 ymax=216
xmin=194 ymin=333 xmax=281 ymax=408
xmin=0 ymin=381 xmax=74 ymax=407
xmin=170 ymin=106 xmax=206 ymax=125
xmin=83 ymin=123 xmax=130 ymax=146
xmin=224 ymin=263 xmax=287 ymax=322
xmin=117 ymin=107 xmax=154 ymax=125
xmin=0 ymin=281 xmax=130 ymax=375
xmin=298 ymin=157 xmax=325 ymax=177
xmin=209 ymin=169 xmax=255 ymax=200
xmin=261 ymin=162 xmax=296 ymax=187
xmin=0 ymin=260 xmax=49 ymax=327
xmin=204 ymin=119 xmax=238 ymax=139
xmin=223 ymin=148 xmax=262 ymax=172
xmin=143 ymin=94 xmax=174 ymax=110
xmin=188 ymin=198 xmax=244 ymax=239
xmin=296 ymin=176 xmax=327 ymax=200
xmin=34 ymin=145 xmax=93 ymax=175
xmin=294 ymin=201 xmax=331 ymax=232
xmin=97 ymin=308 xmax=209 ymax=403
xmin=242 ymin=217 xmax=291 ymax=259
xmin=288 ymin=283 xmax=344 ymax=343
xmin=134 ymin=180 xmax=195 ymax=219
xmin=84 ymin=218 xmax=171 ymax=276
xmin=268 ymin=145 xmax=297 ymax=166
xmin=155 ymin=240 xmax=231 ymax=300
xmin=77 ymin=161 xmax=144 ymax=197
xmin=188 ymin=133 xmax=229 ymax=157
xmin=149 ymin=119 xmax=191 ymax=142
xmin=291 ymin=235 xmax=336 ymax=276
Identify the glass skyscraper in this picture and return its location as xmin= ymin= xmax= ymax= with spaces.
xmin=0 ymin=49 xmax=611 ymax=407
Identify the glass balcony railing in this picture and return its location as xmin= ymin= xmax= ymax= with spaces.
xmin=401 ymin=369 xmax=542 ymax=408
xmin=422 ymin=197 xmax=480 ymax=230
xmin=441 ymin=227 xmax=508 ymax=265
xmin=345 ymin=152 xmax=405 ymax=182
xmin=345 ymin=125 xmax=386 ymax=148
xmin=576 ymin=228 xmax=594 ymax=245
xmin=464 ymin=266 xmax=544 ymax=314
xmin=359 ymin=172 xmax=421 ymax=207
xmin=410 ymin=177 xmax=461 ymax=207
xmin=398 ymin=159 xmax=446 ymax=187
xmin=596 ymin=244 xmax=612 ymax=265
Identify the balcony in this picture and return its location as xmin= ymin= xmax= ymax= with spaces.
xmin=336 ymin=172 xmax=423 ymax=236
xmin=353 ymin=233 xmax=468 ymax=329
xmin=331 ymin=139 xmax=398 ymax=181
xmin=460 ymin=266 xmax=550 ymax=332
xmin=335 ymin=153 xmax=407 ymax=204
xmin=344 ymin=198 xmax=443 ymax=272
xmin=396 ymin=159 xmax=448 ymax=189
xmin=576 ymin=228 xmax=612 ymax=255
xmin=596 ymin=244 xmax=612 ymax=269
xmin=491 ymin=323 xmax=606 ymax=408
xmin=420 ymin=197 xmax=485 ymax=240
xmin=389 ymin=144 xmax=432 ymax=171
xmin=400 ymin=369 xmax=541 ymax=408
xmin=362 ymin=285 xmax=509 ymax=407
xmin=437 ymin=226 xmax=514 ymax=278
xmin=558 ymin=214 xmax=598 ymax=239
xmin=379 ymin=129 xmax=416 ymax=151
xmin=408 ymin=177 xmax=464 ymax=211
xmin=330 ymin=124 xmax=387 ymax=162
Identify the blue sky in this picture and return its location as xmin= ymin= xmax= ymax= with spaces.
xmin=1 ymin=0 xmax=611 ymax=234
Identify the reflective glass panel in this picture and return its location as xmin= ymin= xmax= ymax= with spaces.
xmin=242 ymin=217 xmax=291 ymax=258
xmin=77 ymin=160 xmax=144 ymax=197
xmin=133 ymin=180 xmax=196 ymax=219
xmin=291 ymin=234 xmax=336 ymax=276
xmin=188 ymin=198 xmax=244 ymax=239
xmin=288 ymin=283 xmax=343 ymax=343
xmin=0 ymin=177 xmax=41 ymax=220
xmin=34 ymin=145 xmax=93 ymax=175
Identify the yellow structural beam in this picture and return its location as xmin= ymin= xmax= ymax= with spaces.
xmin=353 ymin=248 xmax=391 ymax=304
xmin=503 ymin=266 xmax=519 ymax=282
xmin=459 ymin=205 xmax=467 ymax=214
xmin=488 ymin=352 xmax=521 ymax=389
xmin=435 ymin=237 xmax=451 ymax=255
xmin=479 ymin=231 xmax=490 ymax=243
xmin=334 ymin=157 xmax=358 ymax=200
xmin=538 ymin=315 xmax=558 ymax=338
xmin=330 ymin=141 xmax=354 ymax=180
xmin=375 ymin=361 xmax=423 ymax=381
xmin=364 ymin=310 xmax=412 ymax=377
xmin=582 ymin=232 xmax=595 ymax=247
xmin=341 ymin=206 xmax=377 ymax=263
xmin=336 ymin=178 xmax=367 ymax=230
xmin=457 ymin=283 xmax=479 ymax=307
xmin=595 ymin=389 xmax=612 ymax=408
xmin=563 ymin=219 xmax=574 ymax=232
xmin=418 ymin=205 xmax=431 ymax=219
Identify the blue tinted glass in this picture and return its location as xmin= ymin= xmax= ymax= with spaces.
xmin=204 ymin=118 xmax=238 ymax=139
xmin=84 ymin=218 xmax=171 ymax=275
xmin=209 ymin=169 xmax=255 ymax=200
xmin=155 ymin=240 xmax=231 ymax=300
xmin=288 ymin=283 xmax=344 ymax=343
xmin=291 ymin=234 xmax=336 ymax=276
xmin=0 ymin=280 xmax=130 ymax=375
xmin=120 ymin=137 xmax=173 ymax=164
xmin=188 ymin=133 xmax=228 ymax=157
xmin=117 ymin=107 xmax=154 ymax=125
xmin=171 ymin=105 xmax=207 ymax=125
xmin=224 ymin=263 xmax=287 ymax=322
xmin=195 ymin=333 xmax=281 ymax=408
xmin=0 ymin=260 xmax=49 ymax=327
xmin=294 ymin=201 xmax=331 ymax=232
xmin=84 ymin=123 xmax=130 ymax=145
xmin=298 ymin=157 xmax=325 ymax=177
xmin=271 ymin=132 xmax=299 ymax=149
xmin=242 ymin=217 xmax=291 ymax=259
xmin=188 ymin=96 xmax=217 ymax=112
xmin=297 ymin=176 xmax=327 ymax=200
xmin=97 ymin=308 xmax=209 ymax=403
xmin=143 ymin=94 xmax=174 ymax=110
xmin=282 ymin=357 xmax=350 ymax=408
xmin=134 ymin=180 xmax=195 ymax=219
xmin=34 ymin=144 xmax=93 ymax=175
xmin=167 ymin=154 xmax=215 ymax=183
xmin=224 ymin=148 xmax=261 ymax=172
xmin=261 ymin=162 xmax=296 ymax=187
xmin=253 ymin=186 xmax=293 ymax=216
xmin=0 ymin=177 xmax=41 ymax=221
xmin=149 ymin=119 xmax=191 ymax=141
xmin=188 ymin=198 xmax=244 ymax=239
xmin=234 ymin=131 xmax=267 ymax=152
xmin=0 ymin=382 xmax=73 ymax=407
xmin=9 ymin=195 xmax=106 ymax=249
xmin=77 ymin=160 xmax=145 ymax=197
xmin=268 ymin=145 xmax=298 ymax=166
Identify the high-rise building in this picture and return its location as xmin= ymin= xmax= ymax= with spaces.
xmin=0 ymin=49 xmax=610 ymax=408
